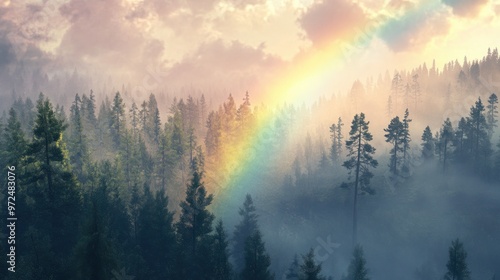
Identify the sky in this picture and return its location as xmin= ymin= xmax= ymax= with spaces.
xmin=1 ymin=0 xmax=500 ymax=103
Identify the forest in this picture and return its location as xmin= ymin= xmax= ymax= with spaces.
xmin=1 ymin=48 xmax=500 ymax=280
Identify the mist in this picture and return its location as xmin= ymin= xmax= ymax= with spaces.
xmin=1 ymin=1 xmax=500 ymax=279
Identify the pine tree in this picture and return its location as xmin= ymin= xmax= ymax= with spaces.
xmin=487 ymin=93 xmax=498 ymax=136
xmin=130 ymin=101 xmax=139 ymax=137
xmin=86 ymin=89 xmax=97 ymax=126
xmin=147 ymin=94 xmax=161 ymax=144
xmin=330 ymin=117 xmax=344 ymax=163
xmin=176 ymin=157 xmax=215 ymax=279
xmin=237 ymin=91 xmax=254 ymax=136
xmin=110 ymin=91 xmax=126 ymax=145
xmin=411 ymin=74 xmax=421 ymax=112
xmin=69 ymin=94 xmax=89 ymax=182
xmin=401 ymin=109 xmax=412 ymax=172
xmin=343 ymin=113 xmax=378 ymax=246
xmin=343 ymin=245 xmax=369 ymax=280
xmin=205 ymin=110 xmax=222 ymax=157
xmin=24 ymin=96 xmax=82 ymax=279
xmin=200 ymin=94 xmax=207 ymax=130
xmin=285 ymin=254 xmax=300 ymax=280
xmin=75 ymin=191 xmax=117 ymax=280
xmin=454 ymin=118 xmax=468 ymax=161
xmin=1 ymin=108 xmax=27 ymax=168
xmin=421 ymin=126 xmax=435 ymax=160
xmin=384 ymin=116 xmax=404 ymax=175
xmin=233 ymin=194 xmax=259 ymax=272
xmin=241 ymin=229 xmax=274 ymax=280
xmin=186 ymin=95 xmax=200 ymax=133
xmin=139 ymin=100 xmax=148 ymax=134
xmin=391 ymin=72 xmax=402 ymax=113
xmin=137 ymin=186 xmax=176 ymax=280
xmin=299 ymin=249 xmax=326 ymax=280
xmin=439 ymin=118 xmax=454 ymax=172
xmin=212 ymin=220 xmax=232 ymax=280
xmin=468 ymin=98 xmax=490 ymax=161
xmin=444 ymin=239 xmax=471 ymax=280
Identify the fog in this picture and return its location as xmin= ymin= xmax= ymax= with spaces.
xmin=1 ymin=1 xmax=500 ymax=279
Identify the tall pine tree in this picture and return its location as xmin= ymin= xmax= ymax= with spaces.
xmin=343 ymin=113 xmax=378 ymax=246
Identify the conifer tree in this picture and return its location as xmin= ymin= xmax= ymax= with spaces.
xmin=330 ymin=117 xmax=344 ymax=163
xmin=487 ymin=93 xmax=498 ymax=135
xmin=439 ymin=118 xmax=454 ymax=172
xmin=299 ymin=249 xmax=326 ymax=280
xmin=466 ymin=97 xmax=490 ymax=164
xmin=137 ymin=186 xmax=176 ymax=280
xmin=241 ymin=229 xmax=274 ymax=280
xmin=24 ymin=96 xmax=82 ymax=279
xmin=110 ymin=91 xmax=126 ymax=145
xmin=176 ymin=157 xmax=215 ymax=279
xmin=87 ymin=89 xmax=97 ymax=126
xmin=444 ymin=239 xmax=471 ymax=280
xmin=401 ymin=109 xmax=412 ymax=172
xmin=286 ymin=254 xmax=300 ymax=280
xmin=75 ymin=188 xmax=117 ymax=280
xmin=384 ymin=116 xmax=404 ymax=175
xmin=421 ymin=126 xmax=434 ymax=160
xmin=212 ymin=220 xmax=233 ymax=280
xmin=1 ymin=108 xmax=27 ymax=168
xmin=343 ymin=113 xmax=378 ymax=246
xmin=233 ymin=194 xmax=259 ymax=272
xmin=343 ymin=245 xmax=369 ymax=280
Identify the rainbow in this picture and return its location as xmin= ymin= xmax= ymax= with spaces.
xmin=209 ymin=0 xmax=442 ymax=214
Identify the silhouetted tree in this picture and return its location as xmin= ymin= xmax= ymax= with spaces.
xmin=241 ymin=229 xmax=274 ymax=280
xmin=285 ymin=254 xmax=300 ymax=280
xmin=176 ymin=157 xmax=215 ymax=279
xmin=487 ymin=93 xmax=498 ymax=135
xmin=384 ymin=116 xmax=404 ymax=175
xmin=343 ymin=113 xmax=378 ymax=246
xmin=343 ymin=245 xmax=369 ymax=280
xmin=421 ymin=126 xmax=435 ymax=160
xmin=444 ymin=239 xmax=471 ymax=280
xmin=299 ymin=249 xmax=326 ymax=280
xmin=233 ymin=194 xmax=259 ymax=272
xmin=211 ymin=220 xmax=232 ymax=280
xmin=439 ymin=118 xmax=454 ymax=172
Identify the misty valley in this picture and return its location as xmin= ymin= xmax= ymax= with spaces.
xmin=1 ymin=48 xmax=500 ymax=280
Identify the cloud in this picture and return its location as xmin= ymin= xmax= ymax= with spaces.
xmin=164 ymin=39 xmax=283 ymax=91
xmin=378 ymin=6 xmax=451 ymax=52
xmin=299 ymin=0 xmax=368 ymax=47
xmin=442 ymin=0 xmax=489 ymax=17
xmin=58 ymin=0 xmax=166 ymax=76
xmin=0 ymin=35 xmax=15 ymax=68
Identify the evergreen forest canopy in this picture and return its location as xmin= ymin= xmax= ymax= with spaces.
xmin=0 ymin=49 xmax=500 ymax=280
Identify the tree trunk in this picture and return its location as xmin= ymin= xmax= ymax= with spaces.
xmin=353 ymin=128 xmax=362 ymax=248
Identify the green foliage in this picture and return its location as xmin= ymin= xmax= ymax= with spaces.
xmin=330 ymin=117 xmax=344 ymax=164
xmin=211 ymin=220 xmax=233 ymax=280
xmin=136 ymin=186 xmax=176 ymax=279
xmin=299 ymin=249 xmax=326 ymax=280
xmin=233 ymin=194 xmax=259 ymax=272
xmin=487 ymin=93 xmax=498 ymax=135
xmin=176 ymin=157 xmax=215 ymax=279
xmin=343 ymin=113 xmax=378 ymax=194
xmin=22 ymin=95 xmax=82 ymax=279
xmin=75 ymin=203 xmax=117 ymax=280
xmin=241 ymin=229 xmax=274 ymax=280
xmin=1 ymin=108 xmax=27 ymax=168
xmin=343 ymin=245 xmax=369 ymax=280
xmin=384 ymin=116 xmax=404 ymax=175
xmin=421 ymin=126 xmax=435 ymax=160
xmin=285 ymin=254 xmax=300 ymax=280
xmin=444 ymin=239 xmax=471 ymax=280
